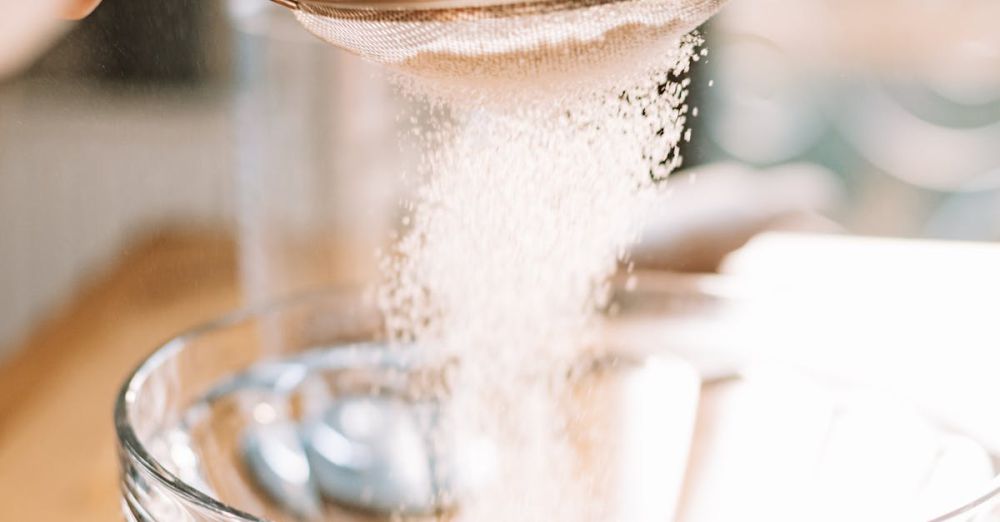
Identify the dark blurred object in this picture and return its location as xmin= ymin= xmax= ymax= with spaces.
xmin=29 ymin=0 xmax=229 ymax=84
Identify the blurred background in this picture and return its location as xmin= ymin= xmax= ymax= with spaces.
xmin=1 ymin=0 xmax=999 ymax=362
xmin=1 ymin=1 xmax=999 ymax=519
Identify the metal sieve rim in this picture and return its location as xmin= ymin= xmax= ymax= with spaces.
xmin=271 ymin=0 xmax=627 ymax=11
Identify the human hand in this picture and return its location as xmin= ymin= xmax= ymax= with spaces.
xmin=62 ymin=0 xmax=102 ymax=20
xmin=0 ymin=0 xmax=103 ymax=78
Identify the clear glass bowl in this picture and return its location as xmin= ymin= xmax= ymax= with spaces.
xmin=115 ymin=283 xmax=1000 ymax=521
xmin=116 ymin=289 xmax=387 ymax=521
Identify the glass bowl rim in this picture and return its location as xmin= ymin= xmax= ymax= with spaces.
xmin=114 ymin=289 xmax=367 ymax=521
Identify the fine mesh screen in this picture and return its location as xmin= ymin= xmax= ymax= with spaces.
xmin=291 ymin=0 xmax=725 ymax=81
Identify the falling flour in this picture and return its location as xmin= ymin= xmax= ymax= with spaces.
xmin=376 ymin=33 xmax=703 ymax=521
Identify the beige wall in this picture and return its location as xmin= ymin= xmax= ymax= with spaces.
xmin=0 ymin=80 xmax=234 ymax=354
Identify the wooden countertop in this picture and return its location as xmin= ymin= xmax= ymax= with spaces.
xmin=0 ymin=230 xmax=240 ymax=522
